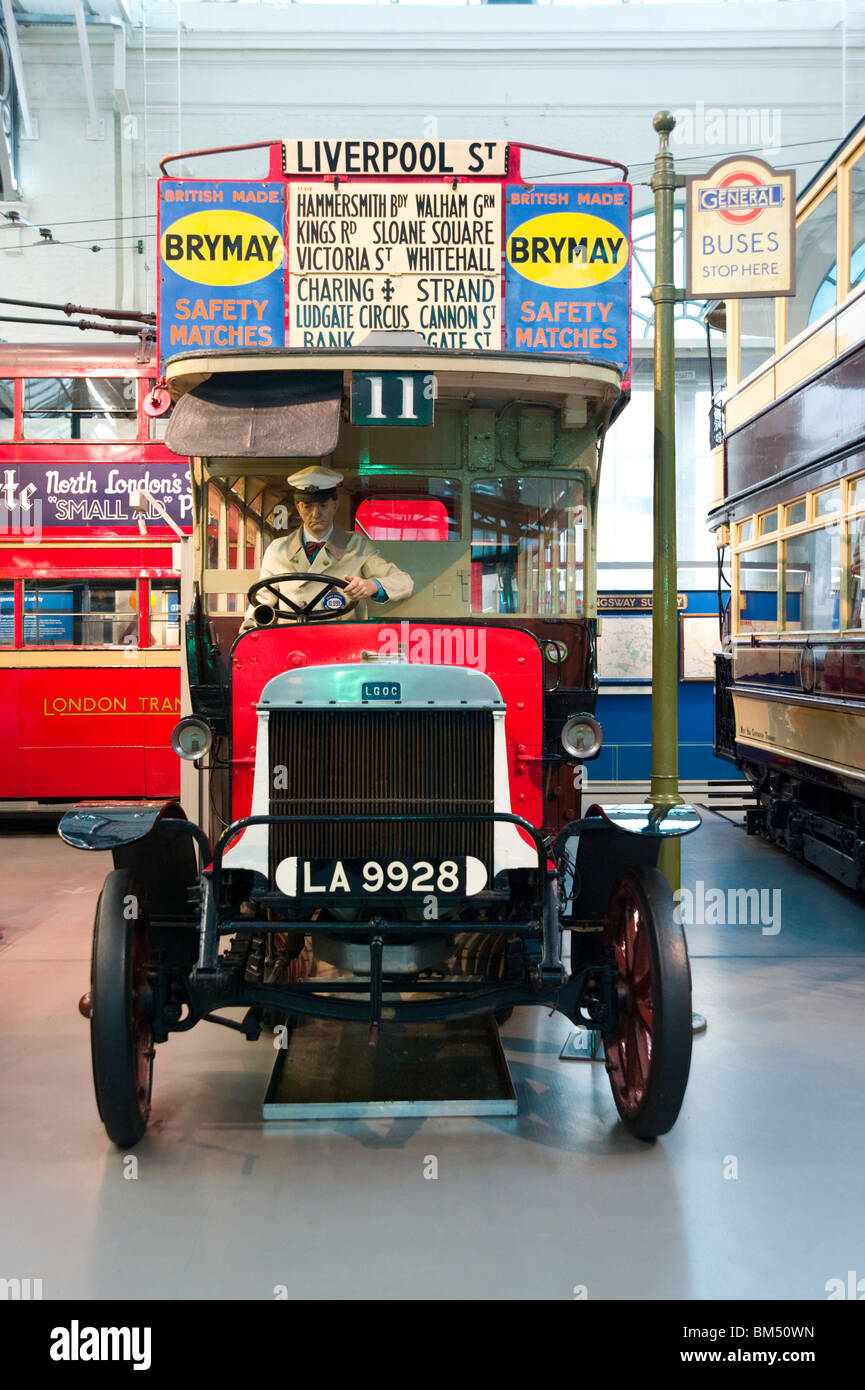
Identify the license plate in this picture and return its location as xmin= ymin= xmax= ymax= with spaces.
xmin=275 ymin=856 xmax=488 ymax=898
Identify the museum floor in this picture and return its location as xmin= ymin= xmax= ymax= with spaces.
xmin=1 ymin=811 xmax=863 ymax=1301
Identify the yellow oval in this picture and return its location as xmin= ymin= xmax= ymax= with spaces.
xmin=161 ymin=209 xmax=285 ymax=287
xmin=506 ymin=212 xmax=629 ymax=289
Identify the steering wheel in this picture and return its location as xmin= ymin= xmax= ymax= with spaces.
xmin=246 ymin=572 xmax=359 ymax=625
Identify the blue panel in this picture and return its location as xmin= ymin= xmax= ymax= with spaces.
xmin=504 ymin=184 xmax=631 ymax=377
xmin=159 ymin=181 xmax=286 ymax=371
xmin=592 ymin=591 xmax=744 ymax=783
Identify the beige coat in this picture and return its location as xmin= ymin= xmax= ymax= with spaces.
xmin=241 ymin=524 xmax=414 ymax=630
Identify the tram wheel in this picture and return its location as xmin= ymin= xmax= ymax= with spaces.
xmin=602 ymin=866 xmax=692 ymax=1141
xmin=90 ymin=868 xmax=154 ymax=1148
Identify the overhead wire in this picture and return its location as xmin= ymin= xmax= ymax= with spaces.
xmin=0 ymin=128 xmax=853 ymax=242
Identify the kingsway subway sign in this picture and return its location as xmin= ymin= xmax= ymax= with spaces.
xmin=157 ymin=140 xmax=632 ymax=379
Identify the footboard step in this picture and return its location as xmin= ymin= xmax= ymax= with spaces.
xmin=263 ymin=1014 xmax=518 ymax=1119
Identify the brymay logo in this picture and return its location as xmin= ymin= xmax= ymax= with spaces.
xmin=50 ymin=1321 xmax=152 ymax=1371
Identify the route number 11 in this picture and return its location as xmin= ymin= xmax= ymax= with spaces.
xmin=350 ymin=371 xmax=435 ymax=427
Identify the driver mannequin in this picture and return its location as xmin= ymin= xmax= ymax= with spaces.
xmin=240 ymin=465 xmax=413 ymax=631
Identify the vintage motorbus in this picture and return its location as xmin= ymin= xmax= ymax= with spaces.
xmin=60 ymin=138 xmax=698 ymax=1147
xmin=0 ymin=341 xmax=188 ymax=803
xmin=710 ymin=115 xmax=865 ymax=892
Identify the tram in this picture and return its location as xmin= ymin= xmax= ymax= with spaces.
xmin=711 ymin=116 xmax=865 ymax=893
xmin=61 ymin=137 xmax=699 ymax=1147
xmin=0 ymin=340 xmax=189 ymax=803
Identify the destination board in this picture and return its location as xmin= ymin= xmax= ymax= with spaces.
xmin=283 ymin=139 xmax=508 ymax=178
xmin=288 ymin=182 xmax=501 ymax=350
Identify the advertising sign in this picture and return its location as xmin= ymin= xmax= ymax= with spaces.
xmin=288 ymin=182 xmax=501 ymax=350
xmin=503 ymin=184 xmax=631 ymax=377
xmin=685 ymin=156 xmax=795 ymax=298
xmin=0 ymin=590 xmax=73 ymax=644
xmin=158 ymin=180 xmax=286 ymax=369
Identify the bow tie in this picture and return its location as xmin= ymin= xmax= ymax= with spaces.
xmin=303 ymin=539 xmax=326 ymax=562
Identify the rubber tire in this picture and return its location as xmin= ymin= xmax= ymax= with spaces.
xmin=90 ymin=868 xmax=153 ymax=1148
xmin=603 ymin=866 xmax=692 ymax=1141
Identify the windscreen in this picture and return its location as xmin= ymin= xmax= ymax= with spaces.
xmin=201 ymin=466 xmax=585 ymax=623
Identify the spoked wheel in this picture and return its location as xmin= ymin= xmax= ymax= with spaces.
xmin=90 ymin=868 xmax=154 ymax=1147
xmin=602 ymin=866 xmax=692 ymax=1141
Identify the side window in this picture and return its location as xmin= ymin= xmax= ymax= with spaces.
xmin=23 ymin=378 xmax=138 ymax=440
xmin=787 ymin=187 xmax=838 ymax=342
xmin=784 ymin=525 xmax=841 ymax=632
xmin=149 ymin=580 xmax=181 ymax=647
xmin=21 ymin=580 xmax=138 ymax=647
xmin=0 ymin=581 xmax=13 ymax=645
xmin=737 ymin=542 xmax=778 ymax=632
xmin=0 ymin=379 xmax=13 ymax=440
xmin=851 ymin=516 xmax=865 ymax=630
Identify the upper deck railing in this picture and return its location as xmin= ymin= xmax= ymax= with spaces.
xmin=155 ymin=137 xmax=632 ymax=395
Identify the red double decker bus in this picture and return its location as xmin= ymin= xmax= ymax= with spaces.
xmin=0 ymin=340 xmax=190 ymax=803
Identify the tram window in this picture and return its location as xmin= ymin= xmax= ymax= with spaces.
xmin=850 ymin=155 xmax=865 ymax=295
xmin=785 ymin=499 xmax=807 ymax=526
xmin=738 ymin=542 xmax=778 ymax=632
xmin=350 ymin=477 xmax=459 ymax=541
xmin=815 ymin=486 xmax=841 ymax=517
xmin=851 ymin=477 xmax=865 ymax=511
xmin=759 ymin=509 xmax=778 ymax=536
xmin=21 ymin=579 xmax=138 ymax=646
xmin=22 ymin=378 xmax=138 ymax=441
xmin=784 ymin=525 xmax=841 ymax=632
xmin=0 ymin=581 xmax=13 ymax=645
xmin=850 ymin=517 xmax=865 ymax=629
xmin=740 ymin=298 xmax=775 ymax=380
xmin=149 ymin=581 xmax=181 ymax=647
xmin=355 ymin=498 xmax=449 ymax=541
xmin=0 ymin=380 xmax=13 ymax=440
xmin=738 ymin=518 xmax=754 ymax=544
xmin=787 ymin=188 xmax=837 ymax=343
xmin=470 ymin=478 xmax=584 ymax=616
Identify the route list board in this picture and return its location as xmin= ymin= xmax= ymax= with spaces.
xmin=287 ymin=183 xmax=502 ymax=351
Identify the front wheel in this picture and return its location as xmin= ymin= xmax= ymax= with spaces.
xmin=602 ymin=866 xmax=692 ymax=1140
xmin=90 ymin=869 xmax=154 ymax=1147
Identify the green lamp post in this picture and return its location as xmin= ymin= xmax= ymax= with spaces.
xmin=649 ymin=110 xmax=685 ymax=891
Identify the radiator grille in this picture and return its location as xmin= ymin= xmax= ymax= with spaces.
xmin=268 ymin=707 xmax=495 ymax=878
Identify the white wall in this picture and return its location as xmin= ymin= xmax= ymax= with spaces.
xmin=2 ymin=1 xmax=863 ymax=339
